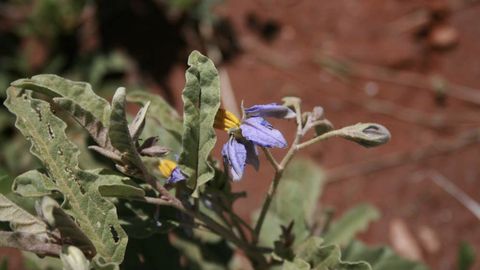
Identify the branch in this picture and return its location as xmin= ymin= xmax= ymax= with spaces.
xmin=0 ymin=232 xmax=61 ymax=257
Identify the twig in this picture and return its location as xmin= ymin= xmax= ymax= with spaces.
xmin=317 ymin=54 xmax=480 ymax=106
xmin=296 ymin=130 xmax=339 ymax=150
xmin=0 ymin=232 xmax=62 ymax=258
xmin=261 ymin=147 xmax=281 ymax=171
xmin=326 ymin=128 xmax=480 ymax=182
xmin=426 ymin=171 xmax=480 ymax=221
xmin=254 ymin=102 xmax=303 ymax=240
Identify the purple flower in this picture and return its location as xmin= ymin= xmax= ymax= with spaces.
xmin=216 ymin=104 xmax=294 ymax=181
xmin=244 ymin=103 xmax=296 ymax=119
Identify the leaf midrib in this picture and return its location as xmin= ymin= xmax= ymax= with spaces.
xmin=19 ymin=108 xmax=113 ymax=260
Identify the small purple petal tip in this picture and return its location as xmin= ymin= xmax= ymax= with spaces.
xmin=245 ymin=103 xmax=296 ymax=119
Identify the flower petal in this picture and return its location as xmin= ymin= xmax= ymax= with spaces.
xmin=241 ymin=117 xmax=287 ymax=148
xmin=222 ymin=137 xmax=247 ymax=181
xmin=244 ymin=140 xmax=259 ymax=170
xmin=166 ymin=167 xmax=186 ymax=184
xmin=245 ymin=103 xmax=296 ymax=119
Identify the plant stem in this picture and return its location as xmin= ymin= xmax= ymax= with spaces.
xmin=253 ymin=170 xmax=283 ymax=242
xmin=139 ymin=196 xmax=268 ymax=266
xmin=261 ymin=147 xmax=281 ymax=170
xmin=253 ymin=102 xmax=304 ymax=242
xmin=296 ymin=130 xmax=339 ymax=150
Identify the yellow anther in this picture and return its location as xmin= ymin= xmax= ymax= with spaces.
xmin=214 ymin=109 xmax=241 ymax=131
xmin=158 ymin=159 xmax=177 ymax=178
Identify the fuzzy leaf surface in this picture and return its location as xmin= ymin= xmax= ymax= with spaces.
xmin=13 ymin=169 xmax=57 ymax=197
xmin=343 ymin=241 xmax=429 ymax=270
xmin=109 ymin=87 xmax=144 ymax=170
xmin=4 ymin=87 xmax=127 ymax=266
xmin=39 ymin=197 xmax=96 ymax=258
xmin=127 ymin=91 xmax=183 ymax=141
xmin=11 ymin=74 xmax=111 ymax=125
xmin=53 ymin=97 xmax=110 ymax=148
xmin=179 ymin=51 xmax=220 ymax=192
xmin=296 ymin=237 xmax=371 ymax=270
xmin=323 ymin=204 xmax=380 ymax=246
xmin=0 ymin=194 xmax=47 ymax=236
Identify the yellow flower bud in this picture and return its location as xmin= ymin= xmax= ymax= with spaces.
xmin=214 ymin=109 xmax=241 ymax=131
xmin=158 ymin=159 xmax=177 ymax=178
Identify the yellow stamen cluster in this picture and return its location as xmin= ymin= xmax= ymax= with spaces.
xmin=214 ymin=109 xmax=241 ymax=131
xmin=158 ymin=159 xmax=177 ymax=178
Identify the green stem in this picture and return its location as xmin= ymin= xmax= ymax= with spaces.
xmin=295 ymin=130 xmax=339 ymax=150
xmin=253 ymin=101 xmax=304 ymax=242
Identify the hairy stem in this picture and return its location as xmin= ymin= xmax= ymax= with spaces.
xmin=296 ymin=130 xmax=339 ymax=150
xmin=253 ymin=102 xmax=304 ymax=242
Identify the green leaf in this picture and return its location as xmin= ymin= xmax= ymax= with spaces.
xmin=253 ymin=212 xmax=284 ymax=247
xmin=109 ymin=87 xmax=144 ymax=170
xmin=11 ymin=74 xmax=111 ymax=125
xmin=60 ymin=245 xmax=90 ymax=270
xmin=4 ymin=87 xmax=127 ymax=266
xmin=179 ymin=51 xmax=220 ymax=193
xmin=38 ymin=197 xmax=96 ymax=257
xmin=0 ymin=194 xmax=47 ymax=236
xmin=257 ymin=159 xmax=325 ymax=247
xmin=296 ymin=237 xmax=371 ymax=270
xmin=323 ymin=204 xmax=380 ymax=246
xmin=342 ymin=241 xmax=428 ymax=270
xmin=458 ymin=241 xmax=475 ymax=270
xmin=13 ymin=170 xmax=57 ymax=198
xmin=276 ymin=159 xmax=325 ymax=235
xmin=85 ymin=169 xmax=145 ymax=199
xmin=127 ymin=91 xmax=183 ymax=141
xmin=0 ymin=194 xmax=58 ymax=257
xmin=128 ymin=101 xmax=150 ymax=142
xmin=283 ymin=258 xmax=311 ymax=270
xmin=53 ymin=97 xmax=110 ymax=148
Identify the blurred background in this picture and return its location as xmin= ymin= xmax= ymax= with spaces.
xmin=1 ymin=0 xmax=480 ymax=269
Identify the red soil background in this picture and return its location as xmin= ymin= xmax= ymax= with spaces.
xmin=176 ymin=1 xmax=479 ymax=269
xmin=2 ymin=0 xmax=480 ymax=269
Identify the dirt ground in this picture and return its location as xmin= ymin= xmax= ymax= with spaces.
xmin=171 ymin=0 xmax=480 ymax=269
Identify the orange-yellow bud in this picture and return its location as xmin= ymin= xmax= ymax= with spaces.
xmin=214 ymin=109 xmax=241 ymax=131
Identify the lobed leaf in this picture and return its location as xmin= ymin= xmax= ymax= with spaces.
xmin=11 ymin=74 xmax=111 ymax=125
xmin=53 ymin=97 xmax=110 ymax=148
xmin=4 ymin=87 xmax=127 ymax=266
xmin=13 ymin=169 xmax=57 ymax=198
xmin=257 ymin=159 xmax=325 ymax=247
xmin=282 ymin=258 xmax=311 ymax=270
xmin=178 ymin=51 xmax=221 ymax=193
xmin=295 ymin=237 xmax=371 ymax=270
xmin=323 ymin=204 xmax=380 ymax=246
xmin=128 ymin=101 xmax=150 ymax=142
xmin=60 ymin=246 xmax=90 ymax=270
xmin=127 ymin=91 xmax=183 ymax=141
xmin=85 ymin=169 xmax=145 ymax=199
xmin=38 ymin=197 xmax=96 ymax=258
xmin=109 ymin=87 xmax=145 ymax=170
xmin=0 ymin=194 xmax=47 ymax=236
xmin=343 ymin=241 xmax=429 ymax=270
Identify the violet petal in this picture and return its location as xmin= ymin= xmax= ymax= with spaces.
xmin=241 ymin=117 xmax=287 ymax=148
xmin=222 ymin=137 xmax=247 ymax=181
xmin=245 ymin=103 xmax=296 ymax=119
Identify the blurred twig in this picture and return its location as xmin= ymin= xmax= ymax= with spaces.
xmin=317 ymin=54 xmax=480 ymax=106
xmin=325 ymin=128 xmax=480 ymax=182
xmin=424 ymin=171 xmax=480 ymax=221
